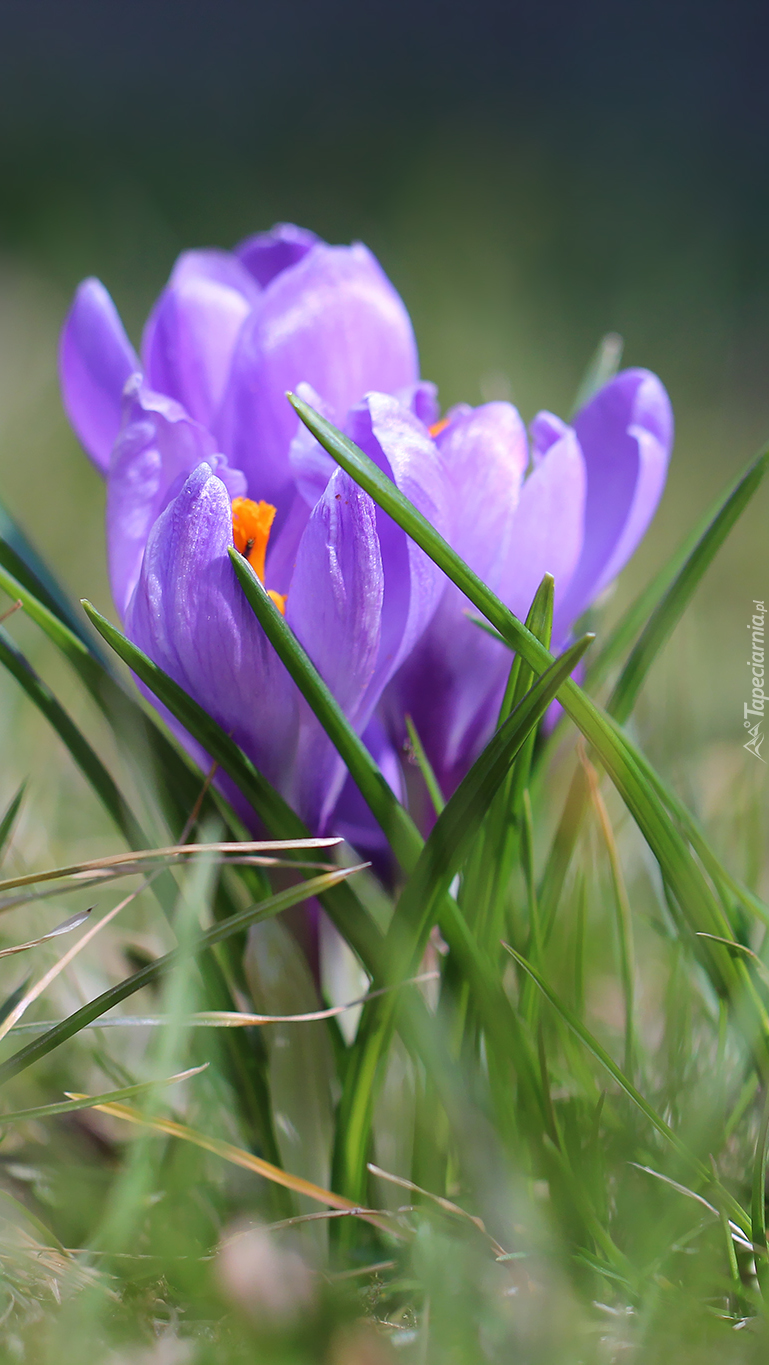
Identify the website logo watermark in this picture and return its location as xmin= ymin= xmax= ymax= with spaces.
xmin=744 ymin=599 xmax=766 ymax=762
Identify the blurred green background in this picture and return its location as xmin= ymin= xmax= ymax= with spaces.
xmin=0 ymin=0 xmax=767 ymax=861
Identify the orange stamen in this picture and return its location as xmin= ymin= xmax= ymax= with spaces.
xmin=428 ymin=416 xmax=451 ymax=439
xmin=232 ymin=497 xmax=277 ymax=583
xmin=231 ymin=497 xmax=287 ymax=615
xmin=267 ymin=590 xmax=287 ymax=616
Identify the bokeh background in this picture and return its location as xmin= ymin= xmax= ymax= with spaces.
xmin=0 ymin=0 xmax=767 ymax=855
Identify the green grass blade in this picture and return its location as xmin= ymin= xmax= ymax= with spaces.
xmin=505 ymin=943 xmax=750 ymax=1236
xmin=0 ymin=626 xmax=146 ymax=849
xmin=0 ymin=602 xmax=292 ymax=1165
xmin=405 ymin=715 xmax=445 ymax=817
xmin=0 ymin=782 xmax=25 ymax=863
xmin=81 ymin=600 xmax=386 ymax=978
xmin=586 ymin=442 xmax=769 ymax=694
xmin=751 ymin=1084 xmax=769 ymax=1255
xmin=0 ymin=865 xmax=361 ymax=1089
xmin=228 ymin=548 xmax=423 ymax=874
xmin=0 ymin=1066 xmax=207 ymax=1127
xmin=0 ymin=495 xmax=109 ymax=664
xmin=290 ymin=395 xmax=769 ymax=1066
xmin=607 ymin=445 xmax=769 ymax=723
xmin=570 ymin=332 xmax=624 ymax=416
xmin=333 ymin=634 xmax=593 ymax=1202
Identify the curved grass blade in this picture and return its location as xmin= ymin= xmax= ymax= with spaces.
xmin=228 ymin=548 xmax=423 ymax=874
xmin=0 ymin=559 xmax=237 ymax=844
xmin=752 ymin=1085 xmax=769 ymax=1257
xmin=607 ymin=444 xmax=769 ymax=723
xmin=505 ymin=942 xmax=751 ymax=1237
xmin=0 ymin=1064 xmax=207 ymax=1127
xmin=405 ymin=715 xmax=445 ymax=817
xmin=333 ymin=635 xmax=593 ymax=1202
xmin=82 ymin=599 xmax=386 ymax=977
xmin=0 ymin=625 xmax=146 ymax=849
xmin=0 ymin=494 xmax=106 ymax=662
xmin=0 ymin=907 xmax=92 ymax=958
xmin=0 ymin=865 xmax=362 ymax=1087
xmin=0 ymin=586 xmax=288 ymax=1164
xmin=0 ymin=837 xmax=340 ymax=898
xmin=0 ymin=782 xmax=25 ymax=863
xmin=289 ymin=395 xmax=769 ymax=1068
xmin=571 ymin=332 xmax=624 ymax=416
xmin=67 ymin=1097 xmax=395 ymax=1236
xmin=8 ymin=972 xmax=440 ymax=1034
xmin=586 ymin=442 xmax=769 ymax=693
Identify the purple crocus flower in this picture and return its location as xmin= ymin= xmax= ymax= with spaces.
xmin=60 ymin=223 xmax=451 ymax=831
xmin=378 ymin=369 xmax=674 ymax=799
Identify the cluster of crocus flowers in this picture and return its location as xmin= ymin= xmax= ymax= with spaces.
xmin=60 ymin=222 xmax=673 ymax=837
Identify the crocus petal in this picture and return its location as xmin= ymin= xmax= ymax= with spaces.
xmin=436 ymin=401 xmax=528 ymax=585
xmin=332 ymin=715 xmax=405 ymax=870
xmin=398 ymin=380 xmax=440 ymax=428
xmin=127 ymin=463 xmax=299 ymax=802
xmin=502 ymin=425 xmax=586 ymax=624
xmin=554 ymin=369 xmax=673 ymax=630
xmin=288 ymin=382 xmax=338 ymax=508
xmin=345 ymin=393 xmax=452 ymax=704
xmin=380 ymin=401 xmax=530 ymax=793
xmin=235 ymin=222 xmax=320 ymax=287
xmin=286 ymin=468 xmax=384 ymax=830
xmin=215 ymin=242 xmax=419 ymax=516
xmin=59 ymin=278 xmax=141 ymax=473
xmin=141 ymin=249 xmax=260 ymax=429
xmin=107 ymin=377 xmax=246 ymax=619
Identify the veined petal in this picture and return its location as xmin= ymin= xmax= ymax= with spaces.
xmin=235 ymin=222 xmax=320 ymax=287
xmin=503 ymin=424 xmax=586 ymax=626
xmin=436 ymin=400 xmax=528 ymax=586
xmin=287 ymin=468 xmax=384 ymax=830
xmin=380 ymin=401 xmax=532 ymax=794
xmin=215 ymin=242 xmax=419 ymax=517
xmin=107 ymin=378 xmax=246 ymax=619
xmin=127 ymin=463 xmax=299 ymax=803
xmin=555 ymin=368 xmax=673 ymax=629
xmin=288 ymin=382 xmax=338 ymax=508
xmin=59 ymin=278 xmax=141 ymax=473
xmin=141 ymin=249 xmax=260 ymax=429
xmin=332 ymin=715 xmax=405 ymax=869
xmin=346 ymin=393 xmax=452 ymax=702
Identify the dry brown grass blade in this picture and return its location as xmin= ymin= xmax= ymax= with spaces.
xmin=0 ymin=837 xmax=342 ymax=896
xmin=0 ymin=908 xmax=93 ymax=959
xmin=66 ymin=1099 xmax=395 ymax=1235
xmin=8 ymin=971 xmax=441 ymax=1033
xmin=367 ymin=1163 xmax=508 ymax=1258
xmin=0 ymin=884 xmax=146 ymax=1044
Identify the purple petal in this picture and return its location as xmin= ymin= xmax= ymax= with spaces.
xmin=436 ymin=401 xmax=528 ymax=585
xmin=529 ymin=410 xmax=569 ymax=463
xmin=286 ymin=468 xmax=384 ymax=830
xmin=555 ymin=369 xmax=673 ymax=629
xmin=215 ymin=242 xmax=419 ymax=517
xmin=397 ymin=380 xmax=440 ymax=428
xmin=380 ymin=401 xmax=531 ymax=794
xmin=345 ymin=393 xmax=452 ymax=703
xmin=127 ymin=462 xmax=300 ymax=804
xmin=332 ymin=715 xmax=405 ymax=871
xmin=235 ymin=222 xmax=320 ymax=287
xmin=141 ymin=249 xmax=260 ymax=429
xmin=288 ymin=382 xmax=338 ymax=507
xmin=107 ymin=378 xmax=246 ymax=619
xmin=502 ymin=424 xmax=586 ymax=626
xmin=59 ymin=278 xmax=141 ymax=474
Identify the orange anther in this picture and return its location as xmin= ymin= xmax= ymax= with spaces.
xmin=428 ymin=416 xmax=451 ymax=439
xmin=232 ymin=497 xmax=277 ymax=583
